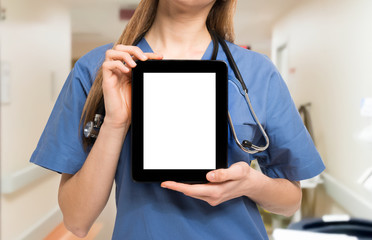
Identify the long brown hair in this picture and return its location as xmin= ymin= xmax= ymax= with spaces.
xmin=81 ymin=0 xmax=237 ymax=148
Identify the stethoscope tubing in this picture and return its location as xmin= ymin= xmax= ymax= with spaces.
xmin=212 ymin=32 xmax=269 ymax=154
xmin=228 ymin=91 xmax=270 ymax=154
xmin=85 ymin=31 xmax=270 ymax=154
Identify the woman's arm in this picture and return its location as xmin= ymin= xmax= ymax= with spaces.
xmin=58 ymin=122 xmax=128 ymax=238
xmin=161 ymin=161 xmax=302 ymax=217
xmin=58 ymin=46 xmax=162 ymax=238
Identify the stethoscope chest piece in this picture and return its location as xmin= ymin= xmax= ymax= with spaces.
xmin=84 ymin=114 xmax=104 ymax=138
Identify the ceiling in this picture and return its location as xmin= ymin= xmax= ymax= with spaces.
xmin=234 ymin=0 xmax=301 ymax=54
xmin=71 ymin=0 xmax=302 ymax=56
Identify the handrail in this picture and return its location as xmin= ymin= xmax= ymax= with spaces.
xmin=1 ymin=164 xmax=54 ymax=194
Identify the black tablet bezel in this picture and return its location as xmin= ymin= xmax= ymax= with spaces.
xmin=132 ymin=60 xmax=228 ymax=182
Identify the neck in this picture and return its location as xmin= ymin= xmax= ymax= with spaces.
xmin=146 ymin=1 xmax=214 ymax=59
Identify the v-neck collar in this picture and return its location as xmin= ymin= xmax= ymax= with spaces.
xmin=138 ymin=37 xmax=214 ymax=60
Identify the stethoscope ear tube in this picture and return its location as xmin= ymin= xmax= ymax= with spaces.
xmin=214 ymin=33 xmax=248 ymax=92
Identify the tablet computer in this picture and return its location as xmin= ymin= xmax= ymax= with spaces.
xmin=132 ymin=60 xmax=228 ymax=182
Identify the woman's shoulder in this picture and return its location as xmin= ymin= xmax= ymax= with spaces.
xmin=73 ymin=43 xmax=114 ymax=86
xmin=226 ymin=41 xmax=276 ymax=72
xmin=224 ymin=41 xmax=281 ymax=90
xmin=76 ymin=43 xmax=114 ymax=66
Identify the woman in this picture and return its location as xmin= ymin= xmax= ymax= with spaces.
xmin=30 ymin=0 xmax=325 ymax=239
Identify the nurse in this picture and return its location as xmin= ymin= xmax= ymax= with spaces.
xmin=30 ymin=0 xmax=325 ymax=239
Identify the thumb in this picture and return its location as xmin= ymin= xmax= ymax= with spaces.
xmin=207 ymin=162 xmax=249 ymax=183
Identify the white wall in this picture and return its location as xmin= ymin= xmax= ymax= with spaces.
xmin=234 ymin=0 xmax=300 ymax=57
xmin=272 ymin=0 xmax=372 ymax=216
xmin=0 ymin=0 xmax=71 ymax=239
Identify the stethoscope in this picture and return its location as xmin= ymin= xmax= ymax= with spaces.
xmin=84 ymin=31 xmax=270 ymax=154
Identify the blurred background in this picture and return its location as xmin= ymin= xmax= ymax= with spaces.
xmin=1 ymin=0 xmax=372 ymax=239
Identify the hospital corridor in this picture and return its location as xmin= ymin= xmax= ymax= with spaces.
xmin=1 ymin=0 xmax=372 ymax=239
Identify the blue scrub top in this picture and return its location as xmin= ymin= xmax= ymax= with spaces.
xmin=30 ymin=38 xmax=325 ymax=240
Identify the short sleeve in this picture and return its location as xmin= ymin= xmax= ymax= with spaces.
xmin=255 ymin=70 xmax=325 ymax=181
xmin=30 ymin=62 xmax=90 ymax=174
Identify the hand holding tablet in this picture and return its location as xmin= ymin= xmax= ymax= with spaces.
xmin=131 ymin=60 xmax=228 ymax=182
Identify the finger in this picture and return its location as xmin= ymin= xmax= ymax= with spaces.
xmin=114 ymin=45 xmax=148 ymax=61
xmin=102 ymin=60 xmax=130 ymax=74
xmin=145 ymin=52 xmax=163 ymax=60
xmin=207 ymin=162 xmax=249 ymax=183
xmin=132 ymin=52 xmax=163 ymax=62
xmin=161 ymin=181 xmax=213 ymax=198
xmin=105 ymin=50 xmax=137 ymax=67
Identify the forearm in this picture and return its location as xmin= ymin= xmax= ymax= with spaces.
xmin=246 ymin=170 xmax=302 ymax=217
xmin=58 ymin=122 xmax=128 ymax=237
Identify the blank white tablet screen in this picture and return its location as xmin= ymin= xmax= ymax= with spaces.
xmin=143 ymin=73 xmax=216 ymax=169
